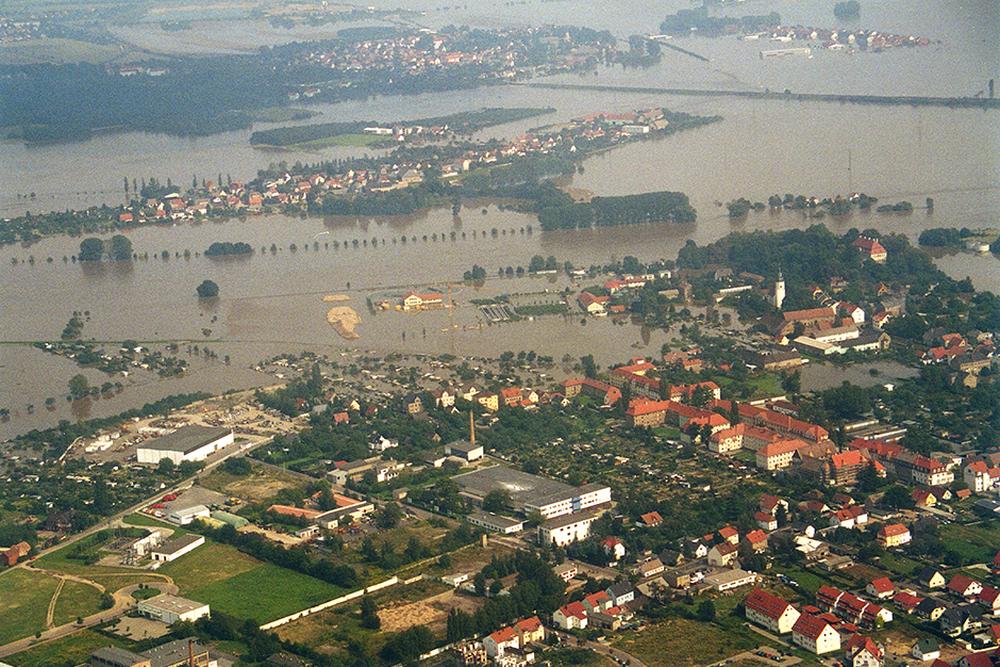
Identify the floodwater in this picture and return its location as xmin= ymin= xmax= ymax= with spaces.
xmin=0 ymin=0 xmax=998 ymax=438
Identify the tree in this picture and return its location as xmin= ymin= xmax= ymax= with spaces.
xmin=78 ymin=237 xmax=104 ymax=262
xmin=109 ymin=235 xmax=133 ymax=261
xmin=196 ymin=280 xmax=219 ymax=298
xmin=781 ymin=371 xmax=801 ymax=395
xmin=581 ymin=355 xmax=597 ymax=379
xmin=68 ymin=374 xmax=89 ymax=400
xmin=360 ymin=596 xmax=381 ymax=629
xmin=376 ymin=503 xmax=402 ymax=529
xmin=482 ymin=489 xmax=512 ymax=513
xmin=99 ymin=592 xmax=114 ymax=609
xmin=696 ymin=599 xmax=716 ymax=622
xmin=157 ymin=458 xmax=176 ymax=475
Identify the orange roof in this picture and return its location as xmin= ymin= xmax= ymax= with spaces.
xmin=869 ymin=577 xmax=894 ymax=594
xmin=489 ymin=626 xmax=518 ymax=644
xmin=878 ymin=523 xmax=909 ymax=538
xmin=745 ymin=588 xmax=792 ymax=620
xmin=640 ymin=511 xmax=662 ymax=526
xmin=515 ymin=616 xmax=542 ymax=633
xmin=626 ymin=399 xmax=672 ymax=417
xmin=759 ymin=438 xmax=807 ymax=457
xmin=745 ymin=529 xmax=768 ymax=544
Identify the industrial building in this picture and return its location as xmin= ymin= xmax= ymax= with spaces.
xmin=137 ymin=594 xmax=211 ymax=625
xmin=136 ymin=425 xmax=234 ymax=466
xmin=452 ymin=465 xmax=611 ymax=519
xmin=90 ymin=638 xmax=215 ymax=667
xmin=150 ymin=534 xmax=204 ymax=563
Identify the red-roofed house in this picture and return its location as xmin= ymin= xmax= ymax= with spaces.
xmin=553 ymin=601 xmax=588 ymax=630
xmin=792 ymin=613 xmax=841 ymax=654
xmin=744 ymin=589 xmax=800 ymax=634
xmin=745 ymin=529 xmax=769 ymax=552
xmin=485 ymin=626 xmax=520 ymax=657
xmin=515 ymin=616 xmax=545 ymax=644
xmin=893 ymin=590 xmax=923 ymax=614
xmin=853 ymin=236 xmax=888 ymax=263
xmin=602 ymin=537 xmax=626 ymax=562
xmin=640 ymin=511 xmax=662 ymax=528
xmin=977 ymin=586 xmax=1000 ymax=612
xmin=718 ymin=525 xmax=739 ymax=545
xmin=845 ymin=635 xmax=884 ymax=667
xmin=877 ymin=523 xmax=911 ymax=548
xmin=755 ymin=511 xmax=778 ymax=531
xmin=578 ymin=291 xmax=609 ymax=315
xmin=866 ymin=577 xmax=895 ymax=600
xmin=756 ymin=439 xmax=808 ymax=470
xmin=947 ymin=575 xmax=983 ymax=600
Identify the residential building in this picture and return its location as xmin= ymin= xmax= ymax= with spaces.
xmin=756 ymin=438 xmax=808 ymax=470
xmin=792 ymin=613 xmax=841 ymax=655
xmin=703 ymin=569 xmax=756 ymax=592
xmin=552 ymin=601 xmax=588 ymax=630
xmin=538 ymin=510 xmax=601 ymax=547
xmin=606 ymin=582 xmax=635 ymax=607
xmin=947 ymin=575 xmax=983 ymax=600
xmin=867 ymin=577 xmax=895 ymax=600
xmin=911 ymin=638 xmax=940 ymax=662
xmin=845 ymin=635 xmax=884 ymax=667
xmin=918 ymin=567 xmax=947 ymax=590
xmin=744 ymin=589 xmax=800 ymax=634
xmin=877 ymin=523 xmax=911 ymax=548
xmin=707 ymin=542 xmax=739 ymax=567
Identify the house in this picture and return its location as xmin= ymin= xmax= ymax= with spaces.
xmin=606 ymin=581 xmax=635 ymax=607
xmin=744 ymin=588 xmax=801 ymax=634
xmin=553 ymin=563 xmax=577 ymax=582
xmin=514 ymin=616 xmax=546 ymax=645
xmin=431 ymin=388 xmax=455 ymax=408
xmin=402 ymin=291 xmax=444 ymax=310
xmin=755 ymin=512 xmax=779 ymax=531
xmin=602 ymin=537 xmax=626 ymax=562
xmin=582 ymin=591 xmax=612 ymax=614
xmin=877 ymin=523 xmax=911 ymax=548
xmin=917 ymin=598 xmax=947 ymax=622
xmin=718 ymin=525 xmax=740 ymax=545
xmin=3 ymin=541 xmax=30 ymax=566
xmin=977 ymin=586 xmax=1000 ymax=612
xmin=853 ymin=236 xmax=888 ymax=263
xmin=918 ymin=567 xmax=947 ymax=590
xmin=639 ymin=511 xmax=662 ymax=528
xmin=830 ymin=505 xmax=869 ymax=529
xmin=633 ymin=558 xmax=665 ymax=579
xmin=578 ymin=291 xmax=609 ymax=315
xmin=477 ymin=393 xmax=501 ymax=412
xmin=948 ymin=575 xmax=984 ymax=600
xmin=403 ymin=394 xmax=424 ymax=415
xmin=845 ymin=635 xmax=884 ymax=667
xmin=939 ymin=604 xmax=984 ymax=637
xmin=867 ymin=577 xmax=895 ymax=600
xmin=745 ymin=529 xmax=769 ymax=552
xmin=708 ymin=542 xmax=739 ymax=567
xmin=911 ymin=637 xmax=941 ymax=662
xmin=893 ymin=590 xmax=923 ymax=614
xmin=792 ymin=613 xmax=841 ymax=654
xmin=485 ymin=626 xmax=520 ymax=658
xmin=553 ymin=601 xmax=588 ymax=630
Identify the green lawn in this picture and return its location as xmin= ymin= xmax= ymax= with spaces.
xmin=156 ymin=542 xmax=260 ymax=592
xmin=3 ymin=629 xmax=133 ymax=667
xmin=186 ymin=563 xmax=345 ymax=623
xmin=0 ymin=37 xmax=122 ymax=65
xmin=940 ymin=522 xmax=1000 ymax=564
xmin=52 ymin=580 xmax=104 ymax=627
xmin=876 ymin=551 xmax=923 ymax=577
xmin=0 ymin=569 xmax=59 ymax=644
xmin=157 ymin=541 xmax=345 ymax=623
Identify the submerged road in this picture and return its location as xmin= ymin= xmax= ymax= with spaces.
xmin=522 ymin=82 xmax=1000 ymax=110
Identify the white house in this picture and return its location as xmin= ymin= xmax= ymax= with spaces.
xmin=744 ymin=589 xmax=800 ymax=634
xmin=792 ymin=614 xmax=841 ymax=655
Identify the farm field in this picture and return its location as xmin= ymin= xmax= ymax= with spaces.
xmin=0 ymin=569 xmax=60 ymax=644
xmin=156 ymin=541 xmax=260 ymax=592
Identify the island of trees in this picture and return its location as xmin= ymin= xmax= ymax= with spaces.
xmin=78 ymin=235 xmax=133 ymax=261
xmin=660 ymin=7 xmax=781 ymax=36
xmin=196 ymin=280 xmax=219 ymax=298
xmin=205 ymin=241 xmax=253 ymax=257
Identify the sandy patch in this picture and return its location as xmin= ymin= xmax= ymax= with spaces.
xmin=378 ymin=600 xmax=446 ymax=632
xmin=559 ymin=186 xmax=594 ymax=203
xmin=322 ymin=294 xmax=351 ymax=302
xmin=326 ymin=306 xmax=361 ymax=339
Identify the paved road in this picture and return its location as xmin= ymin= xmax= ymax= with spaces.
xmin=551 ymin=629 xmax=648 ymax=667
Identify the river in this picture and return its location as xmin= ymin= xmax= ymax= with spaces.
xmin=0 ymin=0 xmax=997 ymax=438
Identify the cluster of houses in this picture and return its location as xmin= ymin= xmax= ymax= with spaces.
xmin=552 ymin=585 xmax=636 ymax=631
xmin=454 ymin=616 xmax=547 ymax=667
xmin=746 ymin=24 xmax=933 ymax=51
xmin=576 ymin=271 xmax=672 ymax=316
xmin=918 ymin=330 xmax=996 ymax=389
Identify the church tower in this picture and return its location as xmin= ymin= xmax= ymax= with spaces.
xmin=773 ymin=269 xmax=786 ymax=309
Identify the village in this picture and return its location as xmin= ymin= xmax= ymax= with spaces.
xmin=1 ymin=226 xmax=998 ymax=667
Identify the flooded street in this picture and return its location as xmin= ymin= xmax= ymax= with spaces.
xmin=1 ymin=0 xmax=998 ymax=438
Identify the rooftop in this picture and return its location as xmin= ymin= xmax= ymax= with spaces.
xmin=139 ymin=425 xmax=231 ymax=454
xmin=138 ymin=593 xmax=208 ymax=615
xmin=453 ymin=465 xmax=591 ymax=510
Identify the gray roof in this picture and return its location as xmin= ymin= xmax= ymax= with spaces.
xmin=140 ymin=425 xmax=230 ymax=454
xmin=447 ymin=439 xmax=480 ymax=453
xmin=91 ymin=646 xmax=145 ymax=665
xmin=138 ymin=593 xmax=207 ymax=615
xmin=152 ymin=533 xmax=202 ymax=556
xmin=468 ymin=511 xmax=523 ymax=529
xmin=453 ymin=465 xmax=576 ymax=507
xmin=607 ymin=581 xmax=633 ymax=597
xmin=541 ymin=509 xmax=600 ymax=530
xmin=141 ymin=639 xmax=210 ymax=667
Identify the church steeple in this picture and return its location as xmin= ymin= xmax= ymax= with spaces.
xmin=773 ymin=267 xmax=786 ymax=309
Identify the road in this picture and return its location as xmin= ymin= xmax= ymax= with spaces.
xmin=551 ymin=629 xmax=648 ymax=667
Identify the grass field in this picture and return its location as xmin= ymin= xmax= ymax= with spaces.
xmin=295 ymin=133 xmax=386 ymax=149
xmin=4 ymin=629 xmax=133 ymax=667
xmin=158 ymin=541 xmax=344 ymax=622
xmin=0 ymin=569 xmax=59 ymax=644
xmin=0 ymin=37 xmax=122 ymax=64
xmin=940 ymin=522 xmax=1000 ymax=564
xmin=187 ymin=563 xmax=344 ymax=622
xmin=613 ymin=617 xmax=762 ymax=666
xmin=156 ymin=542 xmax=259 ymax=592
xmin=199 ymin=464 xmax=302 ymax=504
xmin=52 ymin=580 xmax=104 ymax=627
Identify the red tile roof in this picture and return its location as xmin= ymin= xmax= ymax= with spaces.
xmin=868 ymin=577 xmax=894 ymax=594
xmin=792 ymin=613 xmax=832 ymax=640
xmin=744 ymin=588 xmax=792 ymax=620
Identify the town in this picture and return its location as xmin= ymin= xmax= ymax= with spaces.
xmin=1 ymin=225 xmax=998 ymax=667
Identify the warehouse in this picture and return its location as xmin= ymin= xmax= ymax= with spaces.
xmin=150 ymin=534 xmax=204 ymax=563
xmin=136 ymin=425 xmax=234 ymax=466
xmin=137 ymin=594 xmax=211 ymax=625
xmin=467 ymin=511 xmax=525 ymax=535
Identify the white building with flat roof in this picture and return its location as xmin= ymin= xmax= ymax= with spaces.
xmin=137 ymin=594 xmax=210 ymax=625
xmin=150 ymin=534 xmax=204 ymax=563
xmin=136 ymin=425 xmax=234 ymax=465
xmin=538 ymin=510 xmax=601 ymax=547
